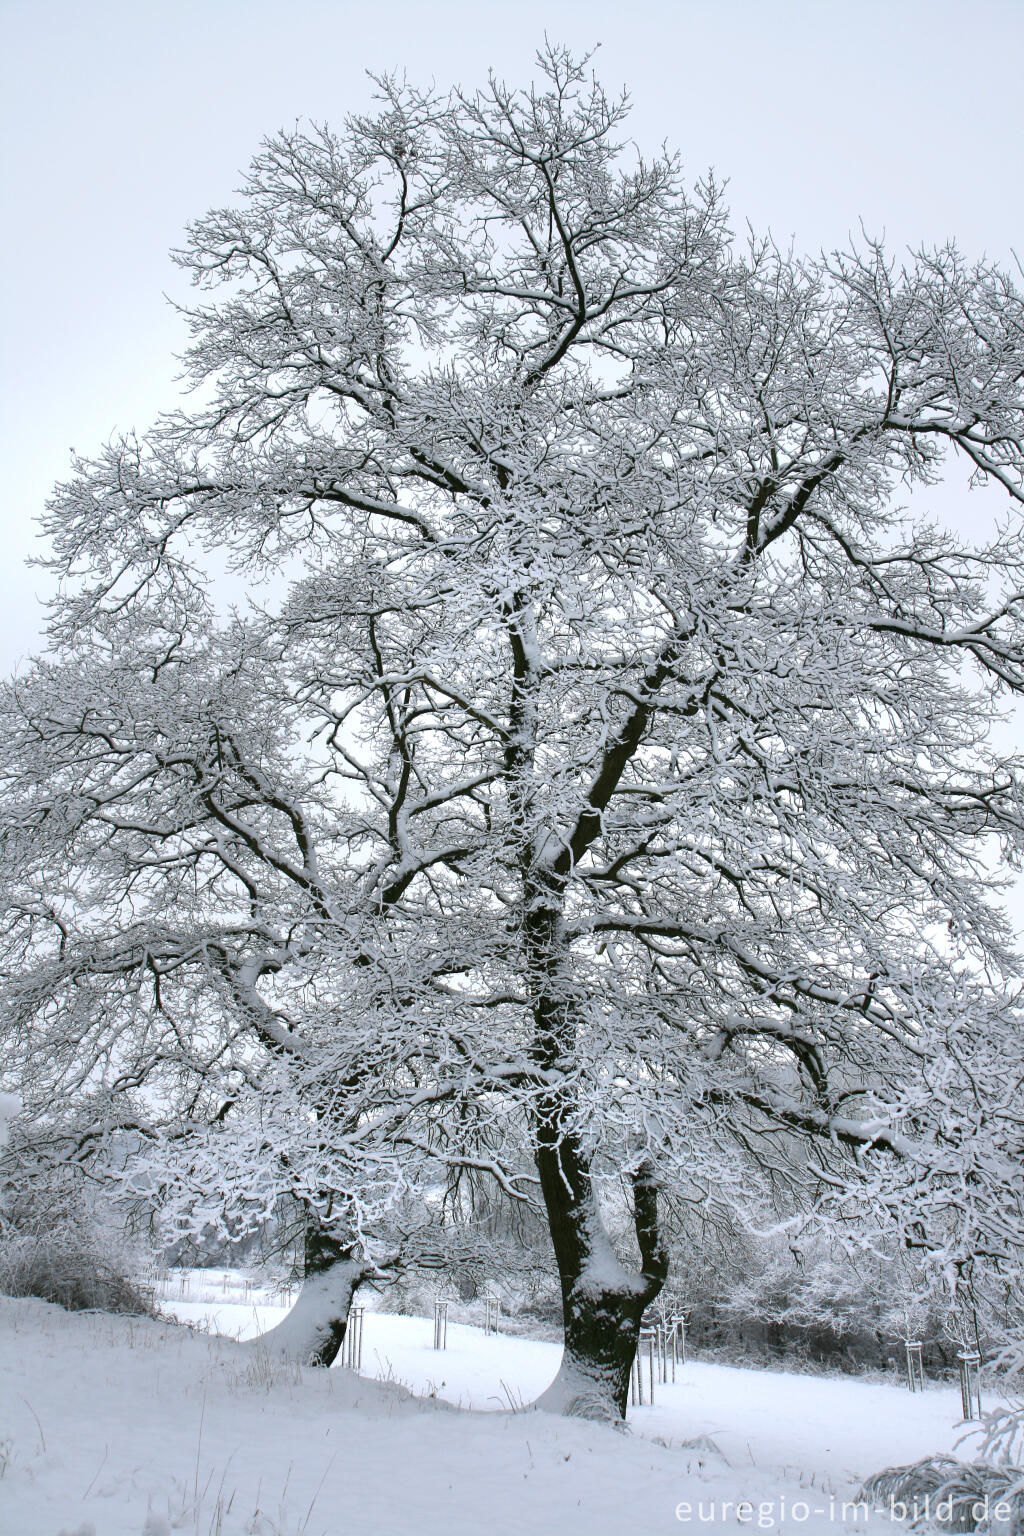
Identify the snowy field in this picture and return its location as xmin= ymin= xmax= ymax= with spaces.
xmin=0 ymin=1273 xmax=985 ymax=1536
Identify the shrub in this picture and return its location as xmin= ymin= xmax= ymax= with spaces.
xmin=0 ymin=1121 xmax=156 ymax=1317
xmin=0 ymin=1215 xmax=157 ymax=1316
xmin=860 ymin=1457 xmax=1024 ymax=1534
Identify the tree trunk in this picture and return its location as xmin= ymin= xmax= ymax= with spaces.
xmin=520 ymin=885 xmax=669 ymax=1420
xmin=516 ymin=887 xmax=668 ymax=1419
xmin=252 ymin=1223 xmax=366 ymax=1367
xmin=532 ymin=1116 xmax=668 ymax=1420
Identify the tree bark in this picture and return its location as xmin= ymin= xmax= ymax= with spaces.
xmin=532 ymin=1112 xmax=668 ymax=1420
xmin=509 ymin=613 xmax=671 ymax=1417
xmin=252 ymin=1222 xmax=366 ymax=1367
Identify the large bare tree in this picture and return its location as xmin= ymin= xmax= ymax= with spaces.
xmin=4 ymin=47 xmax=1024 ymax=1418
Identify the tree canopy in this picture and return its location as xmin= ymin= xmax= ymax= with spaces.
xmin=3 ymin=46 xmax=1024 ymax=1417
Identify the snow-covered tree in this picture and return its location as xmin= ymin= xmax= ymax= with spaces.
xmin=0 ymin=622 xmax=537 ymax=1363
xmin=4 ymin=46 xmax=1024 ymax=1417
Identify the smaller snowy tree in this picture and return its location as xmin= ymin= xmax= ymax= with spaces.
xmin=0 ymin=618 xmax=539 ymax=1361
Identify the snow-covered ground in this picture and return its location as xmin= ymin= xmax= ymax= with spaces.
xmin=157 ymin=1268 xmax=978 ymax=1471
xmin=0 ymin=1273 xmax=986 ymax=1536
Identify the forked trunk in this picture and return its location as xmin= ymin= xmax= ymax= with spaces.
xmin=252 ymin=1224 xmax=366 ymax=1367
xmin=532 ymin=1120 xmax=667 ymax=1420
xmin=520 ymin=894 xmax=669 ymax=1419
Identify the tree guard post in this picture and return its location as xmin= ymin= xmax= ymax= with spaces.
xmin=433 ymin=1299 xmax=449 ymax=1351
xmin=484 ymin=1296 xmax=501 ymax=1336
xmin=958 ymin=1350 xmax=982 ymax=1420
xmin=905 ymin=1340 xmax=925 ymax=1392
xmin=344 ymin=1304 xmax=364 ymax=1369
xmin=638 ymin=1325 xmax=656 ymax=1405
xmin=672 ymin=1313 xmax=686 ymax=1368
